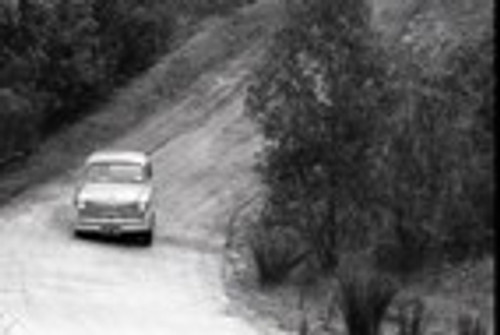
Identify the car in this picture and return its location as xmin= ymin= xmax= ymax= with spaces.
xmin=73 ymin=150 xmax=155 ymax=245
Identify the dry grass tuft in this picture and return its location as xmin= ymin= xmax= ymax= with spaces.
xmin=396 ymin=298 xmax=427 ymax=335
xmin=457 ymin=312 xmax=488 ymax=335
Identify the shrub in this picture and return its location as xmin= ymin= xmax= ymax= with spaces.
xmin=336 ymin=256 xmax=400 ymax=335
xmin=0 ymin=0 xmax=255 ymax=146
xmin=371 ymin=24 xmax=494 ymax=265
xmin=395 ymin=298 xmax=426 ymax=335
xmin=246 ymin=0 xmax=494 ymax=280
xmin=246 ymin=0 xmax=387 ymax=275
xmin=92 ymin=0 xmax=175 ymax=82
xmin=457 ymin=312 xmax=488 ymax=335
xmin=249 ymin=224 xmax=309 ymax=286
xmin=0 ymin=89 xmax=39 ymax=164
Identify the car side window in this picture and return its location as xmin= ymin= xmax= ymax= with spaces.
xmin=145 ymin=162 xmax=153 ymax=180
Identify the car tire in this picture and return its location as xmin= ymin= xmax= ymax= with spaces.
xmin=74 ymin=230 xmax=85 ymax=239
xmin=138 ymin=231 xmax=153 ymax=246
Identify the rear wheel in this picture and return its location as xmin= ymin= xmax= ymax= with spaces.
xmin=137 ymin=230 xmax=153 ymax=246
xmin=74 ymin=230 xmax=84 ymax=238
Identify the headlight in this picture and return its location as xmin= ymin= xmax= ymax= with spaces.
xmin=138 ymin=200 xmax=149 ymax=212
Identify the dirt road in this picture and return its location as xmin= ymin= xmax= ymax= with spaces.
xmin=0 ymin=1 xmax=286 ymax=334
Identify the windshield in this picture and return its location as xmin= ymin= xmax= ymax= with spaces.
xmin=86 ymin=163 xmax=145 ymax=183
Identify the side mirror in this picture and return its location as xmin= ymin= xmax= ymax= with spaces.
xmin=145 ymin=163 xmax=153 ymax=179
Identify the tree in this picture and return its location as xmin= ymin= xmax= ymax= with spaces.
xmin=246 ymin=0 xmax=386 ymax=273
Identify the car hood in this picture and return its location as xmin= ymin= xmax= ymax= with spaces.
xmin=76 ymin=183 xmax=152 ymax=205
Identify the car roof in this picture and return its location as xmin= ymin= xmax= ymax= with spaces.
xmin=85 ymin=150 xmax=149 ymax=166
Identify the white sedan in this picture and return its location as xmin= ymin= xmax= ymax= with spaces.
xmin=73 ymin=150 xmax=155 ymax=245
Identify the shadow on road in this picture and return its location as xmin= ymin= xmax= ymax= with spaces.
xmin=156 ymin=234 xmax=223 ymax=254
xmin=74 ymin=233 xmax=152 ymax=248
xmin=73 ymin=231 xmax=224 ymax=254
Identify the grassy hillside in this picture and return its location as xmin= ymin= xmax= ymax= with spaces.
xmin=0 ymin=0 xmax=269 ymax=205
xmin=0 ymin=0 xmax=253 ymax=168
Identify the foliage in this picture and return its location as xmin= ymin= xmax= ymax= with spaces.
xmin=396 ymin=298 xmax=426 ymax=335
xmin=246 ymin=0 xmax=389 ymax=276
xmin=373 ymin=24 xmax=495 ymax=269
xmin=249 ymin=224 xmax=309 ymax=285
xmin=457 ymin=312 xmax=488 ymax=335
xmin=337 ymin=256 xmax=400 ymax=335
xmin=0 ymin=0 xmax=251 ymax=165
xmin=167 ymin=0 xmax=255 ymax=17
xmin=246 ymin=0 xmax=494 ymax=282
xmin=0 ymin=88 xmax=38 ymax=162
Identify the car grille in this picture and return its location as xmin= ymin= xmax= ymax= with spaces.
xmin=80 ymin=202 xmax=143 ymax=220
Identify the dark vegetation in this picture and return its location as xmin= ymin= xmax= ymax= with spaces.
xmin=335 ymin=259 xmax=401 ymax=335
xmin=244 ymin=0 xmax=493 ymax=332
xmin=0 ymin=0 xmax=252 ymax=165
xmin=246 ymin=0 xmax=493 ymax=283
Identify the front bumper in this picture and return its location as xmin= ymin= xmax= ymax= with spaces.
xmin=75 ymin=216 xmax=153 ymax=235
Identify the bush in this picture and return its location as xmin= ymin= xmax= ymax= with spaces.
xmin=0 ymin=89 xmax=40 ymax=164
xmin=249 ymin=224 xmax=309 ymax=286
xmin=372 ymin=25 xmax=494 ymax=265
xmin=0 ymin=0 xmax=255 ymax=146
xmin=92 ymin=0 xmax=175 ymax=82
xmin=245 ymin=0 xmax=494 ymax=281
xmin=395 ymin=298 xmax=426 ymax=335
xmin=167 ymin=0 xmax=253 ymax=17
xmin=246 ymin=0 xmax=388 ymax=275
xmin=337 ymin=256 xmax=400 ymax=335
xmin=457 ymin=312 xmax=488 ymax=335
